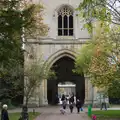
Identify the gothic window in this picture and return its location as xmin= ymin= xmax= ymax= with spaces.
xmin=58 ymin=6 xmax=73 ymax=36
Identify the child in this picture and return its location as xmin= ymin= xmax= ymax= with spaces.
xmin=92 ymin=114 xmax=97 ymax=120
xmin=69 ymin=102 xmax=74 ymax=113
xmin=80 ymin=107 xmax=83 ymax=111
xmin=60 ymin=108 xmax=66 ymax=114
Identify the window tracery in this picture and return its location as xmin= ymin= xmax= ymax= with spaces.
xmin=58 ymin=6 xmax=73 ymax=36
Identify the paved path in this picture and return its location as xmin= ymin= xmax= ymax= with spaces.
xmin=8 ymin=106 xmax=120 ymax=113
xmin=7 ymin=105 xmax=120 ymax=120
xmin=35 ymin=113 xmax=90 ymax=120
xmin=34 ymin=106 xmax=90 ymax=120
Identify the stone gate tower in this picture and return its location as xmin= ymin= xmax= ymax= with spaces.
xmin=24 ymin=0 xmax=98 ymax=106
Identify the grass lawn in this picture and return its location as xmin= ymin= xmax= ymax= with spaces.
xmin=92 ymin=110 xmax=120 ymax=119
xmin=1 ymin=112 xmax=40 ymax=120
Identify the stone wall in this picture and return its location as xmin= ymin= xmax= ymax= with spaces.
xmin=24 ymin=0 xmax=97 ymax=106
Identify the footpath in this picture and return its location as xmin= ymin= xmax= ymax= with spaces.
xmin=7 ymin=105 xmax=120 ymax=120
xmin=34 ymin=107 xmax=91 ymax=120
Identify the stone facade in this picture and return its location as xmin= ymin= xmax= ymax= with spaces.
xmin=24 ymin=0 xmax=99 ymax=106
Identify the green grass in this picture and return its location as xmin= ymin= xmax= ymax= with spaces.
xmin=1 ymin=112 xmax=40 ymax=120
xmin=92 ymin=110 xmax=120 ymax=119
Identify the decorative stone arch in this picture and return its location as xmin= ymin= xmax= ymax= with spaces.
xmin=45 ymin=49 xmax=86 ymax=105
xmin=53 ymin=4 xmax=75 ymax=18
xmin=42 ymin=49 xmax=78 ymax=105
xmin=40 ymin=49 xmax=93 ymax=105
xmin=55 ymin=4 xmax=75 ymax=13
xmin=45 ymin=49 xmax=77 ymax=70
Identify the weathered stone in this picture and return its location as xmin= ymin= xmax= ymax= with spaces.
xmin=24 ymin=0 xmax=100 ymax=106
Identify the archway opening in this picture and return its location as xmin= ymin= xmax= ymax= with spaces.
xmin=58 ymin=81 xmax=76 ymax=104
xmin=47 ymin=56 xmax=85 ymax=105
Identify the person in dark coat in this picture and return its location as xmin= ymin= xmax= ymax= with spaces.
xmin=61 ymin=94 xmax=66 ymax=105
xmin=76 ymin=99 xmax=82 ymax=113
xmin=69 ymin=102 xmax=74 ymax=113
xmin=55 ymin=94 xmax=59 ymax=104
xmin=61 ymin=94 xmax=65 ymax=101
xmin=1 ymin=104 xmax=9 ymax=120
xmin=69 ymin=94 xmax=74 ymax=104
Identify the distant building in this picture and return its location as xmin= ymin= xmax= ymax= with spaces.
xmin=58 ymin=82 xmax=76 ymax=96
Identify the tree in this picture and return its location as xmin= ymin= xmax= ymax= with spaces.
xmin=0 ymin=0 xmax=47 ymax=74
xmin=24 ymin=57 xmax=55 ymax=106
xmin=75 ymin=23 xmax=120 ymax=97
xmin=0 ymin=0 xmax=48 ymax=104
xmin=108 ymin=79 xmax=120 ymax=98
xmin=78 ymin=0 xmax=120 ymax=32
xmin=75 ymin=0 xmax=120 ymax=98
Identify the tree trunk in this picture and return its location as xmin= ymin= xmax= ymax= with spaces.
xmin=25 ymin=96 xmax=29 ymax=106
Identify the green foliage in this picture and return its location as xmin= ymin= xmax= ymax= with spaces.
xmin=1 ymin=99 xmax=11 ymax=106
xmin=0 ymin=0 xmax=47 ymax=75
xmin=108 ymin=80 xmax=120 ymax=98
xmin=78 ymin=0 xmax=120 ymax=32
xmin=77 ymin=0 xmax=120 ymax=98
xmin=24 ymin=57 xmax=55 ymax=105
xmin=0 ymin=0 xmax=48 ymax=102
xmin=75 ymin=23 xmax=120 ymax=97
xmin=75 ymin=41 xmax=95 ymax=74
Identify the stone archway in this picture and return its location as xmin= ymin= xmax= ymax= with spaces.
xmin=45 ymin=49 xmax=76 ymax=70
xmin=46 ymin=50 xmax=85 ymax=105
xmin=25 ymin=49 xmax=94 ymax=106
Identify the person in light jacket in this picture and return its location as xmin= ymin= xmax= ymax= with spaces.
xmin=101 ymin=97 xmax=108 ymax=110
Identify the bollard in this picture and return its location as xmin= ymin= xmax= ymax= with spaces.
xmin=88 ymin=105 xmax=92 ymax=116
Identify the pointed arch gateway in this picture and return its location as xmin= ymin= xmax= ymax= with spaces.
xmin=45 ymin=49 xmax=76 ymax=69
xmin=46 ymin=49 xmax=85 ymax=105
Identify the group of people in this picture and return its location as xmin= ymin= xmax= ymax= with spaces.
xmin=60 ymin=94 xmax=83 ymax=114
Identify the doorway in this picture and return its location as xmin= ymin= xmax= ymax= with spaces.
xmin=47 ymin=56 xmax=85 ymax=105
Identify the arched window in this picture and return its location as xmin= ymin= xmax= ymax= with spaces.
xmin=58 ymin=6 xmax=73 ymax=36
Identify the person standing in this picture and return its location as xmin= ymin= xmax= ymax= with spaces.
xmin=74 ymin=95 xmax=76 ymax=104
xmin=62 ymin=100 xmax=67 ymax=110
xmin=76 ymin=99 xmax=82 ymax=113
xmin=69 ymin=102 xmax=74 ymax=113
xmin=101 ymin=95 xmax=108 ymax=110
xmin=55 ymin=94 xmax=59 ymax=104
xmin=61 ymin=94 xmax=65 ymax=103
xmin=1 ymin=104 xmax=9 ymax=120
xmin=69 ymin=94 xmax=74 ymax=104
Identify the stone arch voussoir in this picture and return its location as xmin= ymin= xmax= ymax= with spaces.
xmin=45 ymin=49 xmax=77 ymax=70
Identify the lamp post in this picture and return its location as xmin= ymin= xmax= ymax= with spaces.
xmin=19 ymin=5 xmax=29 ymax=120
